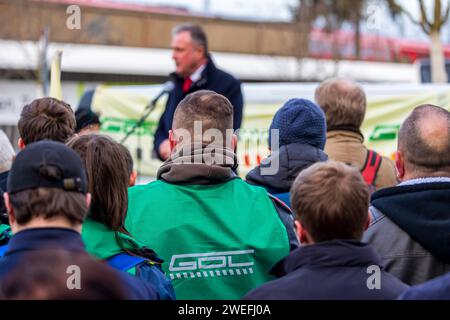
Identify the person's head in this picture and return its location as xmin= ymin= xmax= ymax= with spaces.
xmin=170 ymin=90 xmax=237 ymax=152
xmin=396 ymin=105 xmax=450 ymax=181
xmin=0 ymin=250 xmax=127 ymax=300
xmin=4 ymin=141 xmax=90 ymax=234
xmin=315 ymin=78 xmax=367 ymax=131
xmin=119 ymin=144 xmax=138 ymax=187
xmin=171 ymin=24 xmax=208 ymax=78
xmin=75 ymin=108 xmax=101 ymax=135
xmin=291 ymin=161 xmax=370 ymax=245
xmin=268 ymin=99 xmax=327 ymax=150
xmin=67 ymin=134 xmax=130 ymax=233
xmin=17 ymin=98 xmax=76 ymax=149
xmin=0 ymin=130 xmax=15 ymax=174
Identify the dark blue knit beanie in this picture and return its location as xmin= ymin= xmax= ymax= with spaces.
xmin=268 ymin=99 xmax=327 ymax=150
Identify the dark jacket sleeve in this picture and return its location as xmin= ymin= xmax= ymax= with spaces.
xmin=267 ymin=195 xmax=298 ymax=278
xmin=269 ymin=194 xmax=299 ymax=252
xmin=117 ymin=271 xmax=161 ymax=300
xmin=153 ymin=95 xmax=176 ymax=161
xmin=136 ymin=263 xmax=176 ymax=300
xmin=225 ymin=79 xmax=244 ymax=131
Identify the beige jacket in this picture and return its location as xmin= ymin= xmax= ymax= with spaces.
xmin=325 ymin=130 xmax=398 ymax=190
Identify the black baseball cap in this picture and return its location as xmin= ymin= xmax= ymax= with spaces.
xmin=75 ymin=108 xmax=100 ymax=133
xmin=7 ymin=141 xmax=87 ymax=195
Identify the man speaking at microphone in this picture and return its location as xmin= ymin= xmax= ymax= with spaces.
xmin=153 ymin=24 xmax=244 ymax=161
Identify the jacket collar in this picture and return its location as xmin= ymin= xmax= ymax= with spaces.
xmin=284 ymin=240 xmax=382 ymax=273
xmin=327 ymin=130 xmax=365 ymax=143
xmin=5 ymin=228 xmax=85 ymax=256
xmin=371 ymin=182 xmax=450 ymax=263
xmin=246 ymin=143 xmax=328 ymax=193
xmin=170 ymin=56 xmax=216 ymax=91
xmin=157 ymin=144 xmax=238 ymax=185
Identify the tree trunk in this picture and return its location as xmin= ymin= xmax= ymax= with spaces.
xmin=430 ymin=30 xmax=448 ymax=83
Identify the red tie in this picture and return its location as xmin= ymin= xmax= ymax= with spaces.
xmin=182 ymin=78 xmax=193 ymax=93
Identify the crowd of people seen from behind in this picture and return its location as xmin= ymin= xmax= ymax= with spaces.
xmin=0 ymin=76 xmax=449 ymax=300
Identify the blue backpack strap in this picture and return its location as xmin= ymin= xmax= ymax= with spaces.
xmin=0 ymin=245 xmax=8 ymax=258
xmin=273 ymin=192 xmax=291 ymax=209
xmin=107 ymin=253 xmax=146 ymax=272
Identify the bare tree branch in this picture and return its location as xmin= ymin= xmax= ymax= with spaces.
xmin=439 ymin=0 xmax=450 ymax=28
xmin=419 ymin=0 xmax=432 ymax=27
xmin=387 ymin=0 xmax=433 ymax=34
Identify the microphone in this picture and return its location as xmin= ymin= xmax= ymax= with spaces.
xmin=148 ymin=81 xmax=175 ymax=109
xmin=121 ymin=81 xmax=175 ymax=144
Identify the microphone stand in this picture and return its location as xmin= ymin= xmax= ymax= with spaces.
xmin=121 ymin=100 xmax=158 ymax=145
xmin=121 ymin=99 xmax=159 ymax=182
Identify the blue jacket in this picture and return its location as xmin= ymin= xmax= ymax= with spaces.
xmin=0 ymin=228 xmax=159 ymax=300
xmin=244 ymin=240 xmax=408 ymax=300
xmin=153 ymin=57 xmax=243 ymax=160
xmin=246 ymin=143 xmax=328 ymax=208
xmin=398 ymin=272 xmax=450 ymax=300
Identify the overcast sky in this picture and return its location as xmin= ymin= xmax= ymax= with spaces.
xmin=115 ymin=0 xmax=449 ymax=43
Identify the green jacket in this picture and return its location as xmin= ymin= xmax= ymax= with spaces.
xmin=82 ymin=217 xmax=145 ymax=275
xmin=125 ymin=146 xmax=292 ymax=300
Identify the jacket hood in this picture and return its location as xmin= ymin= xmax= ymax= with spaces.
xmin=158 ymin=144 xmax=238 ymax=185
xmin=284 ymin=240 xmax=381 ymax=273
xmin=246 ymin=143 xmax=328 ymax=194
xmin=371 ymin=182 xmax=450 ymax=263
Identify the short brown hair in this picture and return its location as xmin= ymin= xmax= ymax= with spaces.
xmin=291 ymin=161 xmax=369 ymax=242
xmin=172 ymin=90 xmax=234 ymax=145
xmin=398 ymin=104 xmax=450 ymax=174
xmin=67 ymin=134 xmax=130 ymax=233
xmin=315 ymin=78 xmax=367 ymax=130
xmin=18 ymin=98 xmax=76 ymax=145
xmin=9 ymin=188 xmax=88 ymax=226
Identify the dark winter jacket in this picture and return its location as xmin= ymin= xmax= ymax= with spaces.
xmin=153 ymin=57 xmax=243 ymax=160
xmin=398 ymin=272 xmax=450 ymax=300
xmin=244 ymin=240 xmax=408 ymax=300
xmin=246 ymin=143 xmax=328 ymax=207
xmin=363 ymin=182 xmax=450 ymax=286
xmin=0 ymin=228 xmax=160 ymax=300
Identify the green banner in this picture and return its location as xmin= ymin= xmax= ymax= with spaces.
xmin=92 ymin=85 xmax=450 ymax=178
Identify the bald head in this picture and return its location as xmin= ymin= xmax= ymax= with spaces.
xmin=399 ymin=105 xmax=450 ymax=175
xmin=315 ymin=78 xmax=367 ymax=130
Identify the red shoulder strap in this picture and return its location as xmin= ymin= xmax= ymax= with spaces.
xmin=361 ymin=150 xmax=382 ymax=186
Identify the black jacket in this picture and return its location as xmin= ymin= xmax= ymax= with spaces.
xmin=0 ymin=228 xmax=159 ymax=300
xmin=244 ymin=240 xmax=408 ymax=300
xmin=363 ymin=182 xmax=450 ymax=285
xmin=398 ymin=272 xmax=450 ymax=300
xmin=246 ymin=143 xmax=328 ymax=207
xmin=153 ymin=57 xmax=243 ymax=160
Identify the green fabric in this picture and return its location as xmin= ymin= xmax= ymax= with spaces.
xmin=82 ymin=217 xmax=145 ymax=275
xmin=0 ymin=224 xmax=11 ymax=243
xmin=126 ymin=178 xmax=290 ymax=300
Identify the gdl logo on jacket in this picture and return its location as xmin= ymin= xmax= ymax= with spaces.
xmin=168 ymin=250 xmax=255 ymax=280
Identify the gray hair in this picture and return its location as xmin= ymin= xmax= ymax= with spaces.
xmin=0 ymin=130 xmax=15 ymax=173
xmin=172 ymin=24 xmax=208 ymax=56
xmin=315 ymin=78 xmax=367 ymax=130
